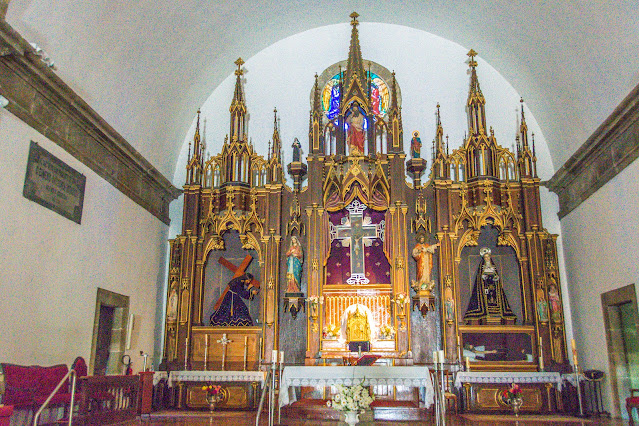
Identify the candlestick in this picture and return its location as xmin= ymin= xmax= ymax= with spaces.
xmin=204 ymin=335 xmax=209 ymax=371
xmin=184 ymin=337 xmax=189 ymax=370
xmin=243 ymin=336 xmax=248 ymax=371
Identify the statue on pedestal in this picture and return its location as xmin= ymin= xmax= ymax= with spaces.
xmin=285 ymin=236 xmax=304 ymax=293
xmin=411 ymin=234 xmax=440 ymax=292
xmin=410 ymin=131 xmax=422 ymax=159
xmin=347 ymin=103 xmax=365 ymax=155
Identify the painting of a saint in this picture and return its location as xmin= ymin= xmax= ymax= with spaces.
xmin=463 ymin=247 xmax=517 ymax=324
xmin=286 ymin=236 xmax=304 ymax=293
xmin=210 ymin=273 xmax=257 ymax=326
xmin=347 ymin=103 xmax=365 ymax=155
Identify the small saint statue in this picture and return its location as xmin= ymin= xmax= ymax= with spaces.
xmin=347 ymin=103 xmax=365 ymax=155
xmin=410 ymin=131 xmax=422 ymax=159
xmin=412 ymin=234 xmax=440 ymax=292
xmin=285 ymin=236 xmax=304 ymax=293
xmin=210 ymin=273 xmax=258 ymax=326
xmin=463 ymin=247 xmax=516 ymax=324
xmin=292 ymin=138 xmax=302 ymax=162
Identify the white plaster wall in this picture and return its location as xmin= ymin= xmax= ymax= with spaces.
xmin=0 ymin=108 xmax=167 ymax=372
xmin=561 ymin=157 xmax=639 ymax=418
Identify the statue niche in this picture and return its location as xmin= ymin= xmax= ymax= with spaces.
xmin=459 ymin=225 xmax=522 ymax=325
xmin=463 ymin=247 xmax=516 ymax=325
xmin=202 ymin=230 xmax=261 ymax=325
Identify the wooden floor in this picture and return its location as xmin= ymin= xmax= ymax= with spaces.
xmin=125 ymin=411 xmax=628 ymax=425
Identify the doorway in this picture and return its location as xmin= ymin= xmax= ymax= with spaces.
xmin=602 ymin=284 xmax=639 ymax=419
xmin=90 ymin=288 xmax=129 ymax=375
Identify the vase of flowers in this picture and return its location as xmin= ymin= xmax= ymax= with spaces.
xmin=202 ymin=384 xmax=223 ymax=411
xmin=327 ymin=383 xmax=374 ymax=426
xmin=378 ymin=324 xmax=396 ymax=340
xmin=502 ymin=383 xmax=523 ymax=416
xmin=323 ymin=324 xmax=340 ymax=339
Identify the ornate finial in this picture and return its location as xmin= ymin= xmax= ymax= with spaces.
xmin=234 ymin=57 xmax=245 ymax=76
xmin=467 ymin=49 xmax=478 ymax=68
xmin=520 ymin=97 xmax=526 ymax=120
xmin=350 ymin=11 xmax=359 ymax=26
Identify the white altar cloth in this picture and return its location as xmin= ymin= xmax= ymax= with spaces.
xmin=454 ymin=371 xmax=562 ymax=390
xmin=166 ymin=370 xmax=267 ymax=387
xmin=279 ymin=366 xmax=434 ymax=408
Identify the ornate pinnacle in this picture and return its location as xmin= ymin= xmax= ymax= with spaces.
xmin=467 ymin=49 xmax=478 ymax=68
xmin=350 ymin=11 xmax=359 ymax=26
xmin=234 ymin=57 xmax=245 ymax=76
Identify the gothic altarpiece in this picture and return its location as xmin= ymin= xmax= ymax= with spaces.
xmin=161 ymin=13 xmax=569 ymax=412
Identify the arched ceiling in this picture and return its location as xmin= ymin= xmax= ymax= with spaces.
xmin=6 ymin=0 xmax=639 ymax=179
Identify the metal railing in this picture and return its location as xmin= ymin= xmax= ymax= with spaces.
xmin=33 ymin=368 xmax=77 ymax=426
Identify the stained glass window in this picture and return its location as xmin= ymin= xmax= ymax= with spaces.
xmin=321 ymin=71 xmax=389 ymax=120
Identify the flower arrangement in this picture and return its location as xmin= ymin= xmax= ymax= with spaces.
xmin=307 ymin=295 xmax=324 ymax=305
xmin=378 ymin=324 xmax=395 ymax=339
xmin=394 ymin=293 xmax=409 ymax=306
xmin=502 ymin=383 xmax=522 ymax=404
xmin=323 ymin=324 xmax=340 ymax=339
xmin=327 ymin=384 xmax=374 ymax=413
xmin=202 ymin=384 xmax=222 ymax=398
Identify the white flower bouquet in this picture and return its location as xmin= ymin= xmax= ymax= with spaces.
xmin=378 ymin=324 xmax=396 ymax=339
xmin=326 ymin=383 xmax=375 ymax=413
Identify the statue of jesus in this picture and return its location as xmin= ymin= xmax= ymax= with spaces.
xmin=412 ymin=234 xmax=440 ymax=292
xmin=347 ymin=103 xmax=365 ymax=155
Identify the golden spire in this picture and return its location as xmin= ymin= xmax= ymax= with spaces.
xmin=344 ymin=12 xmax=367 ymax=98
xmin=229 ymin=58 xmax=247 ymax=141
xmin=466 ymin=49 xmax=486 ymax=135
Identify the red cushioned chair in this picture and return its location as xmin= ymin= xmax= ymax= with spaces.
xmin=627 ymin=389 xmax=639 ymax=425
xmin=0 ymin=405 xmax=13 ymax=426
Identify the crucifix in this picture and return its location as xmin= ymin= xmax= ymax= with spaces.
xmin=213 ymin=254 xmax=261 ymax=311
xmin=330 ymin=199 xmax=385 ymax=284
xmin=217 ymin=333 xmax=232 ymax=371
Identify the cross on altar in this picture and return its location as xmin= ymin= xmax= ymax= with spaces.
xmin=330 ymin=200 xmax=385 ymax=284
xmin=217 ymin=333 xmax=232 ymax=371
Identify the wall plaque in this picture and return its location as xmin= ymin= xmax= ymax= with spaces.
xmin=23 ymin=141 xmax=86 ymax=224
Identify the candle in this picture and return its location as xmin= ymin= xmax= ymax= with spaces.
xmin=433 ymin=351 xmax=438 ymax=364
xmin=204 ymin=335 xmax=209 ymax=370
xmin=243 ymin=336 xmax=248 ymax=370
xmin=572 ymin=338 xmax=579 ymax=366
xmin=439 ymin=350 xmax=445 ymax=365
xmin=279 ymin=351 xmax=285 ymax=365
xmin=272 ymin=349 xmax=278 ymax=364
xmin=465 ymin=356 xmax=470 ymax=371
xmin=184 ymin=337 xmax=189 ymax=369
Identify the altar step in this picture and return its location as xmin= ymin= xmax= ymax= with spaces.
xmin=281 ymin=399 xmax=431 ymax=422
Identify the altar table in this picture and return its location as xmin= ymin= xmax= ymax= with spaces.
xmin=156 ymin=370 xmax=267 ymax=409
xmin=166 ymin=370 xmax=267 ymax=387
xmin=454 ymin=371 xmax=562 ymax=413
xmin=454 ymin=371 xmax=562 ymax=389
xmin=279 ymin=366 xmax=434 ymax=407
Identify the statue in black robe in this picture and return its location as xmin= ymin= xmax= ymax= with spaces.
xmin=464 ymin=248 xmax=516 ymax=324
xmin=210 ymin=273 xmax=256 ymax=326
